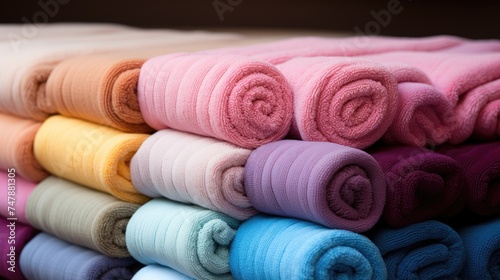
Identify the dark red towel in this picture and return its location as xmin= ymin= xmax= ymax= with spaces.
xmin=370 ymin=146 xmax=466 ymax=227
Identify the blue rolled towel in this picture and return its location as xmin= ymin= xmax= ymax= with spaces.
xmin=230 ymin=214 xmax=386 ymax=280
xmin=132 ymin=265 xmax=195 ymax=280
xmin=20 ymin=233 xmax=141 ymax=280
xmin=126 ymin=198 xmax=240 ymax=280
xmin=457 ymin=218 xmax=500 ymax=280
xmin=370 ymin=220 xmax=465 ymax=279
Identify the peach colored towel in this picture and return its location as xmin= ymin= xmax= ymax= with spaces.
xmin=364 ymin=52 xmax=500 ymax=143
xmin=381 ymin=63 xmax=455 ymax=146
xmin=0 ymin=113 xmax=48 ymax=182
xmin=0 ymin=25 xmax=237 ymax=122
xmin=275 ymin=57 xmax=398 ymax=148
xmin=33 ymin=115 xmax=149 ymax=204
xmin=0 ymin=172 xmax=37 ymax=224
xmin=131 ymin=129 xmax=257 ymax=220
xmin=138 ymin=53 xmax=293 ymax=149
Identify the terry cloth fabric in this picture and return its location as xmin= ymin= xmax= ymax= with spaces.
xmin=132 ymin=265 xmax=195 ymax=280
xmin=457 ymin=218 xmax=500 ymax=279
xmin=440 ymin=142 xmax=500 ymax=215
xmin=204 ymin=35 xmax=465 ymax=64
xmin=244 ymin=140 xmax=386 ymax=232
xmin=0 ymin=25 xmax=237 ymax=121
xmin=380 ymin=63 xmax=455 ymax=146
xmin=137 ymin=53 xmax=294 ymax=149
xmin=370 ymin=146 xmax=466 ymax=228
xmin=230 ymin=214 xmax=387 ymax=280
xmin=276 ymin=57 xmax=398 ymax=149
xmin=0 ymin=113 xmax=48 ymax=182
xmin=126 ymin=198 xmax=240 ymax=280
xmin=363 ymin=51 xmax=500 ymax=143
xmin=20 ymin=232 xmax=141 ymax=280
xmin=370 ymin=220 xmax=465 ymax=280
xmin=26 ymin=176 xmax=140 ymax=258
xmin=130 ymin=129 xmax=257 ymax=220
xmin=33 ymin=115 xmax=149 ymax=204
xmin=0 ymin=172 xmax=36 ymax=224
xmin=0 ymin=218 xmax=38 ymax=280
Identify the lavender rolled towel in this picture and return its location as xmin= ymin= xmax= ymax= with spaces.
xmin=20 ymin=233 xmax=141 ymax=280
xmin=244 ymin=139 xmax=386 ymax=232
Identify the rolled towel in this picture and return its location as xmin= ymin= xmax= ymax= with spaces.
xmin=440 ymin=142 xmax=500 ymax=215
xmin=131 ymin=129 xmax=257 ymax=220
xmin=138 ymin=53 xmax=293 ymax=149
xmin=26 ymin=176 xmax=140 ymax=257
xmin=457 ymin=217 xmax=500 ymax=279
xmin=276 ymin=57 xmax=398 ymax=148
xmin=370 ymin=220 xmax=465 ymax=280
xmin=364 ymin=51 xmax=500 ymax=143
xmin=370 ymin=146 xmax=466 ymax=227
xmin=20 ymin=232 xmax=141 ymax=280
xmin=381 ymin=63 xmax=455 ymax=146
xmin=0 ymin=172 xmax=36 ymax=224
xmin=132 ymin=265 xmax=194 ymax=280
xmin=230 ymin=214 xmax=387 ymax=280
xmin=0 ymin=218 xmax=38 ymax=280
xmin=244 ymin=139 xmax=386 ymax=232
xmin=126 ymin=198 xmax=240 ymax=280
xmin=33 ymin=115 xmax=149 ymax=203
xmin=0 ymin=113 xmax=48 ymax=182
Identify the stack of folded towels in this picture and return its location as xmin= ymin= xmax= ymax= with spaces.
xmin=0 ymin=23 xmax=498 ymax=280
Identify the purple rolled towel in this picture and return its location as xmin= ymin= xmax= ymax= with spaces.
xmin=244 ymin=139 xmax=386 ymax=232
xmin=0 ymin=218 xmax=38 ymax=280
xmin=370 ymin=146 xmax=467 ymax=228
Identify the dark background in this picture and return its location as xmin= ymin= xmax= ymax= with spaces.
xmin=1 ymin=0 xmax=498 ymax=39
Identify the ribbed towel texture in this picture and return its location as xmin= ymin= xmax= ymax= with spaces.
xmin=370 ymin=146 xmax=466 ymax=227
xmin=0 ymin=218 xmax=38 ymax=280
xmin=26 ymin=176 xmax=140 ymax=257
xmin=370 ymin=220 xmax=465 ymax=280
xmin=230 ymin=214 xmax=387 ymax=280
xmin=0 ymin=113 xmax=48 ymax=182
xmin=137 ymin=53 xmax=293 ymax=148
xmin=131 ymin=129 xmax=257 ymax=220
xmin=244 ymin=140 xmax=386 ymax=232
xmin=380 ymin=63 xmax=455 ymax=146
xmin=277 ymin=57 xmax=398 ymax=148
xmin=0 ymin=172 xmax=36 ymax=224
xmin=364 ymin=51 xmax=500 ymax=143
xmin=33 ymin=115 xmax=150 ymax=203
xmin=20 ymin=233 xmax=141 ymax=280
xmin=440 ymin=142 xmax=500 ymax=215
xmin=132 ymin=265 xmax=195 ymax=280
xmin=126 ymin=198 xmax=240 ymax=280
xmin=457 ymin=218 xmax=500 ymax=279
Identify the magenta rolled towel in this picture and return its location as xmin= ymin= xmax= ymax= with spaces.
xmin=137 ymin=53 xmax=293 ymax=149
xmin=0 ymin=172 xmax=37 ymax=225
xmin=370 ymin=146 xmax=467 ymax=228
xmin=276 ymin=57 xmax=398 ymax=149
xmin=244 ymin=139 xmax=386 ymax=232
xmin=440 ymin=142 xmax=500 ymax=215
xmin=0 ymin=218 xmax=38 ymax=280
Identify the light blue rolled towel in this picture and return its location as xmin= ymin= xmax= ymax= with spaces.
xmin=132 ymin=264 xmax=195 ymax=280
xmin=230 ymin=214 xmax=386 ymax=280
xmin=20 ymin=232 xmax=140 ymax=280
xmin=126 ymin=198 xmax=240 ymax=280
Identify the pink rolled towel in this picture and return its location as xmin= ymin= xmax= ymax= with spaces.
xmin=364 ymin=52 xmax=500 ymax=143
xmin=0 ymin=172 xmax=36 ymax=224
xmin=381 ymin=63 xmax=455 ymax=146
xmin=138 ymin=53 xmax=293 ymax=148
xmin=276 ymin=57 xmax=398 ymax=149
xmin=131 ymin=129 xmax=257 ymax=220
